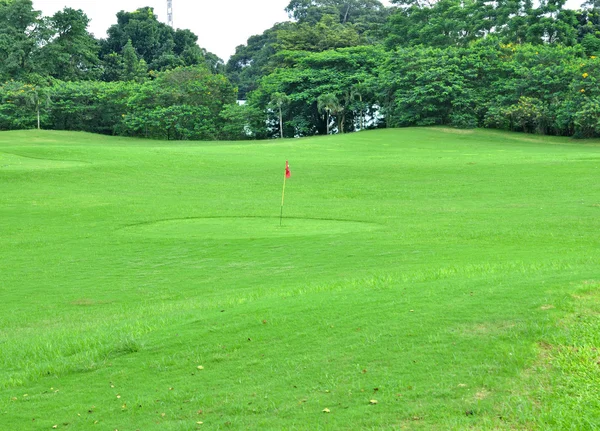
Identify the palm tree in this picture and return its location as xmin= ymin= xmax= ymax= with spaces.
xmin=352 ymin=82 xmax=368 ymax=131
xmin=317 ymin=93 xmax=340 ymax=135
xmin=4 ymin=82 xmax=50 ymax=130
xmin=29 ymin=86 xmax=51 ymax=130
xmin=270 ymin=92 xmax=289 ymax=138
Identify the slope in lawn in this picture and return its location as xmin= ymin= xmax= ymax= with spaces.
xmin=0 ymin=128 xmax=599 ymax=430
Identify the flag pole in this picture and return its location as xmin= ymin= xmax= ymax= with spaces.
xmin=280 ymin=161 xmax=290 ymax=226
xmin=280 ymin=172 xmax=286 ymax=226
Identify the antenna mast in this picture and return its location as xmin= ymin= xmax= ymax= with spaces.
xmin=167 ymin=0 xmax=173 ymax=27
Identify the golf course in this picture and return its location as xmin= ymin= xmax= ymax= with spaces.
xmin=1 ymin=127 xmax=599 ymax=430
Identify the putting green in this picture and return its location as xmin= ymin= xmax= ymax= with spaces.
xmin=0 ymin=152 xmax=87 ymax=170
xmin=121 ymin=216 xmax=378 ymax=239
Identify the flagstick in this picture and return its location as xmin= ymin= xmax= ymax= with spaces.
xmin=280 ymin=170 xmax=287 ymax=226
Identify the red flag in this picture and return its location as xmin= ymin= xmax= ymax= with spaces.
xmin=285 ymin=160 xmax=291 ymax=178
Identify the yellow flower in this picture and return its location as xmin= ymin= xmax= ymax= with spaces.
xmin=591 ymin=56 xmax=597 ymax=59
xmin=581 ymin=89 xmax=586 ymax=93
xmin=583 ymin=73 xmax=589 ymax=78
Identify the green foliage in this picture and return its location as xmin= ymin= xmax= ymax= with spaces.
xmin=5 ymin=0 xmax=600 ymax=139
xmin=225 ymin=1 xmax=385 ymax=101
xmin=0 ymin=0 xmax=44 ymax=81
xmin=219 ymin=103 xmax=267 ymax=140
xmin=1 ymin=63 xmax=237 ymax=140
xmin=270 ymin=92 xmax=290 ymax=138
xmin=123 ymin=104 xmax=216 ymax=140
xmin=0 ymin=81 xmax=49 ymax=130
xmin=386 ymin=0 xmax=580 ymax=49
xmin=48 ymin=80 xmax=137 ymax=135
xmin=252 ymin=46 xmax=386 ymax=136
xmin=581 ymin=32 xmax=600 ymax=55
xmin=121 ymin=39 xmax=148 ymax=82
xmin=122 ymin=66 xmax=236 ymax=140
xmin=386 ymin=0 xmax=483 ymax=49
xmin=317 ymin=93 xmax=341 ymax=134
xmin=573 ymin=97 xmax=600 ymax=137
xmin=380 ymin=46 xmax=477 ymax=127
xmin=39 ymin=8 xmax=100 ymax=81
xmin=225 ymin=24 xmax=290 ymax=99
xmin=100 ymin=7 xmax=220 ymax=73
xmin=276 ymin=15 xmax=362 ymax=52
xmin=506 ymin=96 xmax=549 ymax=134
xmin=377 ymin=42 xmax=600 ymax=136
xmin=285 ymin=0 xmax=389 ymax=28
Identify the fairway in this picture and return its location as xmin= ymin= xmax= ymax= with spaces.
xmin=1 ymin=128 xmax=599 ymax=430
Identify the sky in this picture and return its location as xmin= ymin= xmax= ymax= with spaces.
xmin=32 ymin=0 xmax=396 ymax=61
xmin=33 ymin=0 xmax=582 ymax=61
xmin=32 ymin=0 xmax=300 ymax=61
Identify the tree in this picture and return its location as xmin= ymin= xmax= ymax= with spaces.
xmin=285 ymin=0 xmax=390 ymax=35
xmin=123 ymin=66 xmax=236 ymax=140
xmin=351 ymin=82 xmax=369 ymax=130
xmin=100 ymin=39 xmax=147 ymax=82
xmin=276 ymin=15 xmax=362 ymax=52
xmin=0 ymin=0 xmax=45 ymax=81
xmin=39 ymin=8 xmax=100 ymax=81
xmin=317 ymin=93 xmax=340 ymax=134
xmin=0 ymin=81 xmax=50 ymax=130
xmin=101 ymin=52 xmax=124 ymax=82
xmin=48 ymin=80 xmax=138 ymax=135
xmin=225 ymin=23 xmax=292 ymax=99
xmin=219 ymin=103 xmax=267 ymax=140
xmin=386 ymin=0 xmax=579 ymax=48
xmin=523 ymin=0 xmax=578 ymax=45
xmin=251 ymin=46 xmax=385 ymax=136
xmin=270 ymin=92 xmax=289 ymax=138
xmin=100 ymin=7 xmax=220 ymax=74
xmin=121 ymin=39 xmax=148 ymax=82
xmin=101 ymin=7 xmax=172 ymax=68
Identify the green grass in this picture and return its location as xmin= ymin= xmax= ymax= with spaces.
xmin=0 ymin=128 xmax=599 ymax=430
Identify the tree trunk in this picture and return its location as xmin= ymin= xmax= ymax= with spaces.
xmin=279 ymin=106 xmax=283 ymax=138
xmin=359 ymin=94 xmax=363 ymax=130
xmin=37 ymin=102 xmax=40 ymax=130
xmin=326 ymin=112 xmax=330 ymax=135
xmin=343 ymin=5 xmax=350 ymax=23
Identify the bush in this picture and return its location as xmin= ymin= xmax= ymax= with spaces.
xmin=449 ymin=112 xmax=478 ymax=129
xmin=573 ymin=98 xmax=600 ymax=138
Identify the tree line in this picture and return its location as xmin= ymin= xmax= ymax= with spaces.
xmin=2 ymin=0 xmax=600 ymax=139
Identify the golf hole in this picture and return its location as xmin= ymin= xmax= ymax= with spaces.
xmin=121 ymin=216 xmax=378 ymax=239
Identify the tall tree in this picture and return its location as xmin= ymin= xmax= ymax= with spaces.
xmin=285 ymin=0 xmax=389 ymax=34
xmin=270 ymin=92 xmax=289 ymax=138
xmin=40 ymin=8 xmax=100 ymax=81
xmin=0 ymin=81 xmax=50 ymax=130
xmin=225 ymin=23 xmax=294 ymax=99
xmin=123 ymin=66 xmax=236 ymax=140
xmin=317 ymin=93 xmax=340 ymax=134
xmin=251 ymin=46 xmax=385 ymax=137
xmin=276 ymin=15 xmax=362 ymax=52
xmin=121 ymin=39 xmax=148 ymax=82
xmin=386 ymin=0 xmax=578 ymax=47
xmin=0 ymin=0 xmax=45 ymax=81
xmin=100 ymin=7 xmax=220 ymax=73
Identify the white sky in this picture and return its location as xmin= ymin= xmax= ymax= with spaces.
xmin=33 ymin=0 xmax=582 ymax=61
xmin=31 ymin=0 xmax=303 ymax=60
